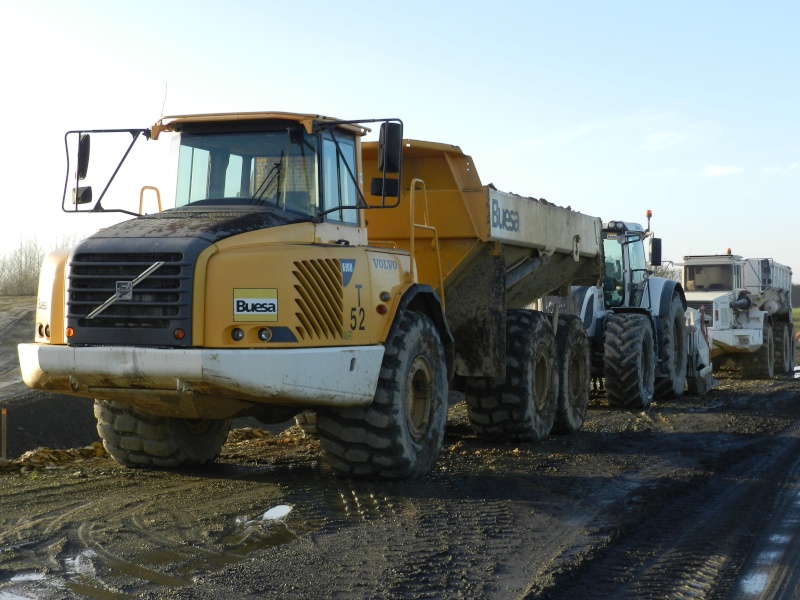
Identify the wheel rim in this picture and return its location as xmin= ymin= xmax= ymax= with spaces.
xmin=406 ymin=356 xmax=434 ymax=441
xmin=532 ymin=349 xmax=550 ymax=412
xmin=568 ymin=351 xmax=585 ymax=408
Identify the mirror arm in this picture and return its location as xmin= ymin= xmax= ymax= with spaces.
xmin=62 ymin=129 xmax=148 ymax=215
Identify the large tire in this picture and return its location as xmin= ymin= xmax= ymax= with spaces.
xmin=604 ymin=313 xmax=655 ymax=409
xmin=741 ymin=321 xmax=775 ymax=379
xmin=316 ymin=310 xmax=447 ymax=480
xmin=773 ymin=322 xmax=794 ymax=376
xmin=654 ymin=294 xmax=688 ymax=399
xmin=464 ymin=309 xmax=557 ymax=442
xmin=94 ymin=400 xmax=231 ymax=468
xmin=551 ymin=314 xmax=590 ymax=435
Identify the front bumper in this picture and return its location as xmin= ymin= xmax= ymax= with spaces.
xmin=18 ymin=343 xmax=384 ymax=418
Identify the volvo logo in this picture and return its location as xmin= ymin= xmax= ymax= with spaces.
xmin=116 ymin=281 xmax=133 ymax=301
xmin=85 ymin=261 xmax=164 ymax=320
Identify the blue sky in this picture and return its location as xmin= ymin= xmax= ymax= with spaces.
xmin=2 ymin=1 xmax=798 ymax=275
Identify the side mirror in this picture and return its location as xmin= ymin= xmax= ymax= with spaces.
xmin=370 ymin=177 xmax=399 ymax=198
xmin=649 ymin=238 xmax=662 ymax=266
xmin=77 ymin=133 xmax=91 ymax=180
xmin=378 ymin=122 xmax=402 ymax=174
xmin=72 ymin=186 xmax=93 ymax=205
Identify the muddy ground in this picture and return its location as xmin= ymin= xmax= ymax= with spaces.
xmin=2 ymin=297 xmax=800 ymax=599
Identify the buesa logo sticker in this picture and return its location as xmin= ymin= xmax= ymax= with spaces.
xmin=233 ymin=289 xmax=278 ymax=322
xmin=491 ymin=197 xmax=520 ymax=233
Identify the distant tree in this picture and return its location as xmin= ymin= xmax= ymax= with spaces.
xmin=0 ymin=238 xmax=45 ymax=295
xmin=651 ymin=263 xmax=681 ymax=282
xmin=0 ymin=234 xmax=86 ymax=295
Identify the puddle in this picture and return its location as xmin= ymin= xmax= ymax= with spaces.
xmin=220 ymin=504 xmax=296 ymax=553
xmin=739 ymin=572 xmax=768 ymax=595
xmin=1 ymin=572 xmax=62 ymax=600
xmin=64 ymin=550 xmax=97 ymax=576
xmin=9 ymin=572 xmax=45 ymax=582
xmin=0 ymin=504 xmax=299 ymax=598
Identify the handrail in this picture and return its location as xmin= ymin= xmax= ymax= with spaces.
xmin=139 ymin=186 xmax=162 ymax=214
xmin=367 ymin=240 xmax=400 ymax=250
xmin=409 ymin=178 xmax=445 ymax=310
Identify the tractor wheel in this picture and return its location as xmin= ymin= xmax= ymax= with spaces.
xmin=773 ymin=322 xmax=795 ymax=376
xmin=464 ymin=309 xmax=557 ymax=442
xmin=551 ymin=314 xmax=590 ymax=435
xmin=94 ymin=400 xmax=231 ymax=468
xmin=741 ymin=321 xmax=775 ymax=379
xmin=604 ymin=313 xmax=655 ymax=409
xmin=654 ymin=293 xmax=688 ymax=399
xmin=316 ymin=310 xmax=448 ymax=480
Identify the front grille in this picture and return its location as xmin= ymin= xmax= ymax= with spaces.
xmin=292 ymin=259 xmax=343 ymax=341
xmin=67 ymin=252 xmax=192 ymax=343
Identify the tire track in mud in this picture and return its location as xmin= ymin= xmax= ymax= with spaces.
xmin=377 ymin=479 xmax=519 ymax=599
xmin=218 ymin=438 xmax=555 ymax=599
xmin=0 ymin=466 xmax=311 ymax=598
xmin=4 ymin=378 xmax=800 ymax=599
xmin=525 ymin=423 xmax=800 ymax=600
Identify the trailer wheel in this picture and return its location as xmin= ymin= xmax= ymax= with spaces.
xmin=464 ymin=309 xmax=557 ymax=442
xmin=604 ymin=313 xmax=655 ymax=409
xmin=551 ymin=314 xmax=590 ymax=435
xmin=654 ymin=293 xmax=688 ymax=399
xmin=316 ymin=310 xmax=447 ymax=480
xmin=94 ymin=400 xmax=231 ymax=468
xmin=773 ymin=322 xmax=795 ymax=375
xmin=741 ymin=321 xmax=775 ymax=379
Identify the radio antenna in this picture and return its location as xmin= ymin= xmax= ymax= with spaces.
xmin=161 ymin=84 xmax=168 ymax=117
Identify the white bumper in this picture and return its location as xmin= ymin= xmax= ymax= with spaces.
xmin=18 ymin=343 xmax=384 ymax=408
xmin=710 ymin=329 xmax=763 ymax=354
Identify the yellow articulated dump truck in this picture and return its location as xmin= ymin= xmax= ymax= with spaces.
xmin=18 ymin=113 xmax=604 ymax=479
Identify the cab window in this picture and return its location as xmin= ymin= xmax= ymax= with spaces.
xmin=628 ymin=236 xmax=647 ymax=286
xmin=321 ymin=134 xmax=358 ymax=224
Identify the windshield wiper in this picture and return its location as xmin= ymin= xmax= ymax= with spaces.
xmin=250 ymin=156 xmax=282 ymax=205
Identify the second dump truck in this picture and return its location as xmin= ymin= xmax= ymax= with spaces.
xmin=20 ymin=112 xmax=687 ymax=479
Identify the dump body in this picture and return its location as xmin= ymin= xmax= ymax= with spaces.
xmin=682 ymin=254 xmax=794 ymax=375
xmin=363 ymin=140 xmax=603 ymax=377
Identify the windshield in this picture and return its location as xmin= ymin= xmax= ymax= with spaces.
xmin=684 ymin=264 xmax=734 ymax=292
xmin=174 ymin=130 xmax=319 ymax=217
